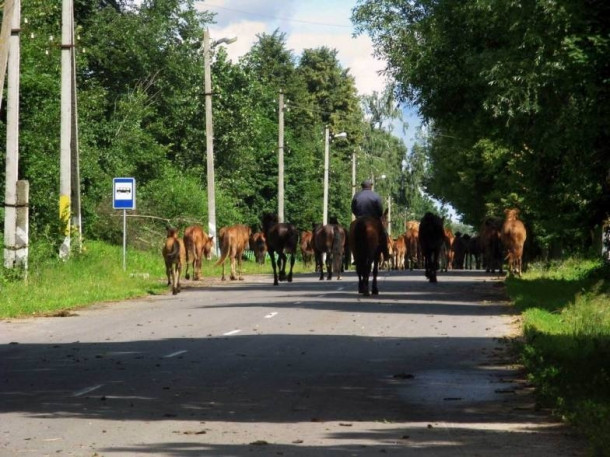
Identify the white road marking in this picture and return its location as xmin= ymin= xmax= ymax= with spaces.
xmin=265 ymin=312 xmax=278 ymax=319
xmin=223 ymin=329 xmax=241 ymax=336
xmin=337 ymin=287 xmax=345 ymax=291
xmin=72 ymin=384 xmax=103 ymax=397
xmin=163 ymin=350 xmax=188 ymax=358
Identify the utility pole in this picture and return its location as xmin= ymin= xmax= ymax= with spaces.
xmin=59 ymin=0 xmax=74 ymax=259
xmin=0 ymin=0 xmax=16 ymax=110
xmin=202 ymin=30 xmax=236 ymax=257
xmin=323 ymin=126 xmax=330 ymax=226
xmin=277 ymin=89 xmax=285 ymax=223
xmin=3 ymin=0 xmax=20 ymax=269
xmin=203 ymin=29 xmax=217 ymax=256
xmin=70 ymin=15 xmax=82 ymax=252
xmin=351 ymin=151 xmax=356 ymax=221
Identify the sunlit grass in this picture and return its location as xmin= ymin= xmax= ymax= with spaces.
xmin=506 ymin=258 xmax=610 ymax=455
xmin=0 ymin=240 xmax=312 ymax=319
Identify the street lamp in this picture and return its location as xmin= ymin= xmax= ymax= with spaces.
xmin=203 ymin=29 xmax=236 ymax=257
xmin=323 ymin=127 xmax=347 ymax=225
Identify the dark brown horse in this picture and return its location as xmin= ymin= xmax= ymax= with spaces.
xmin=262 ymin=213 xmax=299 ymax=286
xmin=349 ymin=210 xmax=388 ymax=296
xmin=419 ymin=212 xmax=445 ymax=283
xmin=313 ymin=223 xmax=347 ymax=280
xmin=249 ymin=231 xmax=267 ymax=265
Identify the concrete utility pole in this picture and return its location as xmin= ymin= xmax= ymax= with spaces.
xmin=323 ymin=126 xmax=330 ymax=226
xmin=203 ymin=29 xmax=236 ymax=256
xmin=0 ymin=0 xmax=16 ymax=110
xmin=70 ymin=16 xmax=82 ymax=252
xmin=3 ymin=0 xmax=20 ymax=269
xmin=203 ymin=29 xmax=217 ymax=256
xmin=351 ymin=151 xmax=357 ymax=221
xmin=277 ymin=89 xmax=285 ymax=223
xmin=322 ymin=128 xmax=347 ymax=226
xmin=59 ymin=0 xmax=74 ymax=259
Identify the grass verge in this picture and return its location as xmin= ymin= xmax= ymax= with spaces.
xmin=0 ymin=240 xmax=308 ymax=319
xmin=505 ymin=258 xmax=610 ymax=456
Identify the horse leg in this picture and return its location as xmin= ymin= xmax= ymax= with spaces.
xmin=326 ymin=252 xmax=332 ymax=280
xmin=287 ymin=253 xmax=295 ymax=282
xmin=279 ymin=253 xmax=287 ymax=281
xmin=372 ymin=256 xmax=380 ymax=295
xmin=230 ymin=254 xmax=237 ymax=280
xmin=220 ymin=260 xmax=227 ymax=281
xmin=316 ymin=251 xmax=324 ymax=280
xmin=269 ymin=250 xmax=279 ymax=285
xmin=195 ymin=254 xmax=201 ymax=280
xmin=171 ymin=264 xmax=179 ymax=295
xmin=238 ymin=252 xmax=244 ymax=280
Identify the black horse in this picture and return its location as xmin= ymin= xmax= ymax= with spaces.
xmin=419 ymin=212 xmax=445 ymax=283
xmin=261 ymin=213 xmax=299 ymax=286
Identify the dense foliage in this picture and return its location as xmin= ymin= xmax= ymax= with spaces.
xmin=1 ymin=0 xmax=420 ymax=255
xmin=353 ymin=0 xmax=610 ymax=254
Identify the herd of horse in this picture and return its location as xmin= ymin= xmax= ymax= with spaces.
xmin=163 ymin=209 xmax=527 ymax=296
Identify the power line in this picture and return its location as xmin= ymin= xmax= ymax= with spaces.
xmin=203 ymin=3 xmax=352 ymax=29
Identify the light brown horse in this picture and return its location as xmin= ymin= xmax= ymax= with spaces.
xmin=183 ymin=225 xmax=214 ymax=280
xmin=300 ymin=230 xmax=314 ymax=269
xmin=349 ymin=210 xmax=388 ymax=296
xmin=249 ymin=231 xmax=267 ymax=265
xmin=215 ymin=224 xmax=251 ymax=280
xmin=501 ymin=208 xmax=527 ymax=276
xmin=262 ymin=213 xmax=298 ymax=286
xmin=404 ymin=220 xmax=421 ymax=270
xmin=313 ymin=223 xmax=347 ymax=280
xmin=162 ymin=227 xmax=186 ymax=295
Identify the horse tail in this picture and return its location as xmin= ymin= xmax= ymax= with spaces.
xmin=214 ymin=246 xmax=228 ymax=266
xmin=332 ymin=226 xmax=342 ymax=256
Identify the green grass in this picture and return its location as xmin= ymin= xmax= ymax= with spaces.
xmin=506 ymin=258 xmax=610 ymax=456
xmin=0 ymin=240 xmax=310 ymax=319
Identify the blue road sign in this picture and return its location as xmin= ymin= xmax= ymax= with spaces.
xmin=113 ymin=177 xmax=136 ymax=210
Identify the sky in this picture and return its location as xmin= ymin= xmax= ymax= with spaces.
xmin=197 ymin=0 xmax=423 ymax=152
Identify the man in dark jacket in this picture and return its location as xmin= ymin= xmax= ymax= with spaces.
xmin=351 ymin=179 xmax=384 ymax=218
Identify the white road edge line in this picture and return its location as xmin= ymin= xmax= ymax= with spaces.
xmin=73 ymin=384 xmax=103 ymax=397
xmin=163 ymin=350 xmax=188 ymax=358
xmin=265 ymin=312 xmax=278 ymax=319
xmin=223 ymin=329 xmax=241 ymax=336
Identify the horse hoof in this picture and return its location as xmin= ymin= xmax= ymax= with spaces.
xmin=239 ymin=277 xmax=244 ymax=281
xmin=185 ymin=274 xmax=190 ymax=280
xmin=230 ymin=276 xmax=237 ymax=281
xmin=363 ymin=290 xmax=370 ymax=296
xmin=287 ymin=276 xmax=293 ymax=282
xmin=372 ymin=289 xmax=379 ymax=295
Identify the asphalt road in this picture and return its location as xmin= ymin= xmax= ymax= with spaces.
xmin=0 ymin=268 xmax=585 ymax=456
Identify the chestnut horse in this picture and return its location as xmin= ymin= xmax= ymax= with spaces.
xmin=313 ymin=223 xmax=347 ymax=280
xmin=501 ymin=208 xmax=527 ymax=276
xmin=300 ymin=230 xmax=314 ymax=269
xmin=262 ymin=213 xmax=299 ymax=286
xmin=349 ymin=209 xmax=388 ymax=296
xmin=183 ymin=225 xmax=214 ymax=280
xmin=419 ymin=212 xmax=445 ymax=283
xmin=162 ymin=227 xmax=186 ymax=295
xmin=215 ymin=224 xmax=252 ymax=280
xmin=249 ymin=231 xmax=267 ymax=265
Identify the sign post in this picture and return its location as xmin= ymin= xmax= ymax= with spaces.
xmin=113 ymin=178 xmax=136 ymax=271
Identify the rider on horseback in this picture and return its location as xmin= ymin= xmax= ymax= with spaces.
xmin=351 ymin=179 xmax=383 ymax=219
xmin=351 ymin=179 xmax=388 ymax=256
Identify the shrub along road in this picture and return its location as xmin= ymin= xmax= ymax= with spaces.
xmin=0 ymin=269 xmax=585 ymax=456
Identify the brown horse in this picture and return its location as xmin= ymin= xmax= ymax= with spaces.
xmin=262 ymin=213 xmax=299 ymax=286
xmin=404 ymin=220 xmax=421 ymax=270
xmin=300 ymin=230 xmax=314 ymax=269
xmin=249 ymin=231 xmax=267 ymax=265
xmin=313 ymin=223 xmax=347 ymax=280
xmin=349 ymin=209 xmax=388 ymax=296
xmin=501 ymin=208 xmax=527 ymax=276
xmin=162 ymin=227 xmax=186 ymax=295
xmin=183 ymin=225 xmax=214 ymax=280
xmin=215 ymin=224 xmax=252 ymax=281
xmin=419 ymin=212 xmax=445 ymax=283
